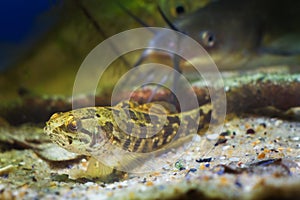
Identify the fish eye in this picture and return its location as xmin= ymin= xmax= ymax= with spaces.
xmin=168 ymin=2 xmax=187 ymax=17
xmin=161 ymin=0 xmax=207 ymax=19
xmin=175 ymin=5 xmax=185 ymax=15
xmin=65 ymin=115 xmax=81 ymax=132
xmin=200 ymin=31 xmax=215 ymax=48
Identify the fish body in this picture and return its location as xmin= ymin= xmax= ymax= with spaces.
xmin=44 ymin=102 xmax=212 ymax=172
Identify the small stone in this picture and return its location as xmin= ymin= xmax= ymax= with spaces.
xmin=246 ymin=128 xmax=255 ymax=134
xmin=189 ymin=168 xmax=197 ymax=172
xmin=193 ymin=135 xmax=201 ymax=142
xmin=185 ymin=155 xmax=192 ymax=161
xmin=274 ymin=120 xmax=283 ymax=126
xmin=257 ymin=152 xmax=266 ymax=159
xmin=206 ymin=133 xmax=219 ymax=140
xmin=199 ymin=164 xmax=206 ymax=170
xmin=222 ymin=145 xmax=231 ymax=151
xmin=235 ymin=180 xmax=243 ymax=188
xmin=0 ymin=165 xmax=14 ymax=175
xmin=195 ymin=157 xmax=212 ymax=163
xmin=174 ymin=160 xmax=185 ymax=170
xmin=145 ymin=181 xmax=153 ymax=186
xmin=229 ymin=157 xmax=240 ymax=162
xmin=84 ymin=182 xmax=94 ymax=187
xmin=220 ymin=131 xmax=231 ymax=136
xmin=162 ymin=165 xmax=170 ymax=170
xmin=215 ymin=138 xmax=227 ymax=146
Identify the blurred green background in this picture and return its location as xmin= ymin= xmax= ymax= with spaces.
xmin=0 ymin=0 xmax=165 ymax=103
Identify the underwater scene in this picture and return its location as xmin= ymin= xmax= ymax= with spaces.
xmin=1 ymin=0 xmax=300 ymax=199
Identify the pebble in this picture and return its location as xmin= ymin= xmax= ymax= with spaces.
xmin=185 ymin=156 xmax=192 ymax=161
xmin=291 ymin=136 xmax=300 ymax=141
xmin=162 ymin=165 xmax=170 ymax=170
xmin=206 ymin=133 xmax=219 ymax=140
xmin=219 ymin=156 xmax=226 ymax=160
xmin=253 ymin=146 xmax=261 ymax=150
xmin=266 ymin=144 xmax=275 ymax=149
xmin=274 ymin=120 xmax=283 ymax=126
xmin=145 ymin=181 xmax=153 ymax=187
xmin=224 ymin=86 xmax=230 ymax=92
xmin=19 ymin=162 xmax=25 ymax=166
xmin=0 ymin=165 xmax=14 ymax=175
xmin=193 ymin=135 xmax=201 ymax=142
xmin=246 ymin=128 xmax=255 ymax=134
xmin=189 ymin=168 xmax=197 ymax=172
xmin=222 ymin=145 xmax=231 ymax=151
xmin=229 ymin=157 xmax=240 ymax=162
xmin=195 ymin=157 xmax=212 ymax=163
xmin=257 ymin=152 xmax=266 ymax=159
xmin=84 ymin=182 xmax=95 ymax=187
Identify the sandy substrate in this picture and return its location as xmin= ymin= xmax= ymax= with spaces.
xmin=1 ymin=113 xmax=300 ymax=200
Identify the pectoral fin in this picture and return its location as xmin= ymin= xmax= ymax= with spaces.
xmin=68 ymin=157 xmax=121 ymax=181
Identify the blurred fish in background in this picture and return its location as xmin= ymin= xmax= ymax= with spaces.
xmin=0 ymin=0 xmax=62 ymax=72
xmin=150 ymin=0 xmax=300 ymax=70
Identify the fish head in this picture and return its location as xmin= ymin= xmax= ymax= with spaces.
xmin=44 ymin=107 xmax=110 ymax=155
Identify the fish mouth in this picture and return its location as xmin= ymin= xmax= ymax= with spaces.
xmin=45 ymin=128 xmax=70 ymax=148
xmin=43 ymin=125 xmax=53 ymax=136
xmin=44 ymin=124 xmax=63 ymax=141
xmin=44 ymin=127 xmax=58 ymax=139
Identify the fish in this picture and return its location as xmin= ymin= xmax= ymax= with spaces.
xmin=44 ymin=101 xmax=212 ymax=173
xmin=136 ymin=0 xmax=300 ymax=70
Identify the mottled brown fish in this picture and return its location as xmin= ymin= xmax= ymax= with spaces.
xmin=44 ymin=101 xmax=212 ymax=172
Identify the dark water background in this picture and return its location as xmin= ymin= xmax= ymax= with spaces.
xmin=0 ymin=0 xmax=60 ymax=71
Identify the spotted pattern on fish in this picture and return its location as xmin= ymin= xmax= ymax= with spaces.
xmin=44 ymin=102 xmax=212 ymax=156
